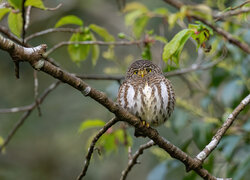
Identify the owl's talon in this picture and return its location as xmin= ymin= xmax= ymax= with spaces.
xmin=141 ymin=120 xmax=150 ymax=128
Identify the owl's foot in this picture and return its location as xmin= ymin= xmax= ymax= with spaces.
xmin=141 ymin=120 xmax=150 ymax=128
xmin=134 ymin=121 xmax=150 ymax=137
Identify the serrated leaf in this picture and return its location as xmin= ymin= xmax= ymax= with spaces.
xmin=0 ymin=8 xmax=10 ymax=21
xmin=78 ymin=119 xmax=106 ymax=133
xmin=89 ymin=24 xmax=115 ymax=42
xmin=25 ymin=0 xmax=45 ymax=9
xmin=8 ymin=12 xmax=22 ymax=37
xmin=68 ymin=33 xmax=91 ymax=63
xmin=55 ymin=15 xmax=83 ymax=28
xmin=8 ymin=0 xmax=22 ymax=9
xmin=162 ymin=29 xmax=193 ymax=65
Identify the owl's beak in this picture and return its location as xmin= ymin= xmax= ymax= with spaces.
xmin=138 ymin=69 xmax=147 ymax=78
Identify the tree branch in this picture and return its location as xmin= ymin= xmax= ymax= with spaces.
xmin=120 ymin=140 xmax=155 ymax=180
xmin=0 ymin=81 xmax=60 ymax=152
xmin=162 ymin=0 xmax=250 ymax=53
xmin=44 ymin=40 xmax=143 ymax=56
xmin=25 ymin=27 xmax=82 ymax=42
xmin=77 ymin=117 xmax=119 ymax=180
xmin=195 ymin=94 xmax=250 ymax=163
xmin=0 ymin=35 xmax=232 ymax=180
xmin=214 ymin=7 xmax=250 ymax=21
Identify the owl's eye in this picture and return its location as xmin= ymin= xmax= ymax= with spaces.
xmin=146 ymin=68 xmax=151 ymax=73
xmin=134 ymin=70 xmax=138 ymax=74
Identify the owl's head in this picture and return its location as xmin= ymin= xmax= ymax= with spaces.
xmin=125 ymin=60 xmax=163 ymax=80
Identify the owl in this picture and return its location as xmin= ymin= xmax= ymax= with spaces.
xmin=117 ymin=60 xmax=175 ymax=136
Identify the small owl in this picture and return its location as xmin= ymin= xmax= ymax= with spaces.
xmin=117 ymin=60 xmax=175 ymax=136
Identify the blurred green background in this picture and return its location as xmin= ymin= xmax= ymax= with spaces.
xmin=0 ymin=0 xmax=249 ymax=179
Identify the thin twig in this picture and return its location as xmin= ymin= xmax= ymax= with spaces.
xmin=0 ymin=110 xmax=31 ymax=152
xmin=45 ymin=40 xmax=143 ymax=56
xmin=33 ymin=70 xmax=42 ymax=116
xmin=25 ymin=27 xmax=82 ymax=42
xmin=195 ymin=94 xmax=250 ymax=163
xmin=215 ymin=7 xmax=250 ymax=21
xmin=77 ymin=117 xmax=119 ymax=180
xmin=0 ymin=81 xmax=60 ymax=152
xmin=120 ymin=140 xmax=155 ymax=180
xmin=24 ymin=6 xmax=32 ymax=31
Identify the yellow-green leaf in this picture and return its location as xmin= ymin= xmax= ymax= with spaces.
xmin=123 ymin=2 xmax=148 ymax=13
xmin=0 ymin=8 xmax=10 ymax=21
xmin=55 ymin=15 xmax=83 ymax=28
xmin=89 ymin=24 xmax=115 ymax=42
xmin=78 ymin=119 xmax=106 ymax=133
xmin=25 ymin=0 xmax=46 ymax=10
xmin=8 ymin=0 xmax=22 ymax=9
xmin=0 ymin=136 xmax=5 ymax=153
xmin=8 ymin=12 xmax=23 ymax=37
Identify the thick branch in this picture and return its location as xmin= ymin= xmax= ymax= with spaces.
xmin=120 ymin=140 xmax=155 ymax=180
xmin=0 ymin=35 xmax=223 ymax=180
xmin=77 ymin=117 xmax=119 ymax=180
xmin=196 ymin=94 xmax=250 ymax=163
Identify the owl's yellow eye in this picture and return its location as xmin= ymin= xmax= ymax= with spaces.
xmin=146 ymin=68 xmax=151 ymax=73
xmin=134 ymin=70 xmax=138 ymax=74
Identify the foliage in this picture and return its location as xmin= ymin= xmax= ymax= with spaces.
xmin=0 ymin=0 xmax=249 ymax=179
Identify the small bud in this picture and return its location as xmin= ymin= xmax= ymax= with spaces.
xmin=118 ymin=32 xmax=126 ymax=39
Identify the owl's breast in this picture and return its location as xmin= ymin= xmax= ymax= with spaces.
xmin=118 ymin=79 xmax=175 ymax=126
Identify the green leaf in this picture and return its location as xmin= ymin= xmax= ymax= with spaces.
xmin=0 ymin=8 xmax=10 ymax=21
xmin=154 ymin=35 xmax=167 ymax=43
xmin=141 ymin=44 xmax=151 ymax=60
xmin=68 ymin=32 xmax=91 ymax=63
xmin=133 ymin=15 xmax=149 ymax=38
xmin=8 ymin=0 xmax=22 ymax=9
xmin=90 ymin=33 xmax=100 ymax=66
xmin=8 ymin=12 xmax=23 ymax=37
xmin=25 ymin=0 xmax=46 ymax=10
xmin=124 ymin=10 xmax=144 ymax=26
xmin=55 ymin=15 xmax=83 ymax=28
xmin=78 ymin=119 xmax=105 ymax=133
xmin=89 ymin=24 xmax=115 ymax=42
xmin=162 ymin=29 xmax=193 ymax=66
xmin=153 ymin=8 xmax=168 ymax=16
